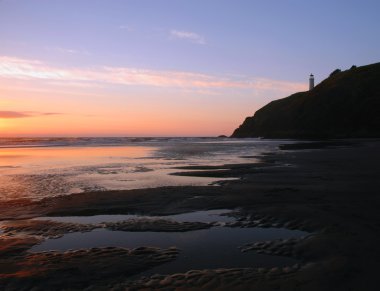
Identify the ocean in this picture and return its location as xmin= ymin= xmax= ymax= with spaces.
xmin=0 ymin=137 xmax=309 ymax=279
xmin=0 ymin=137 xmax=291 ymax=201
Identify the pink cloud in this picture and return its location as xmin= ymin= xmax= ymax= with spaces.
xmin=0 ymin=110 xmax=61 ymax=118
xmin=0 ymin=56 xmax=307 ymax=93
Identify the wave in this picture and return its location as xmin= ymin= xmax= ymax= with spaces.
xmin=0 ymin=137 xmax=233 ymax=149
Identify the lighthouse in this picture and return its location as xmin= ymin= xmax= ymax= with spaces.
xmin=309 ymin=74 xmax=314 ymax=90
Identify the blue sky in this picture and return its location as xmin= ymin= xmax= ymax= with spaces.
xmin=0 ymin=0 xmax=379 ymax=136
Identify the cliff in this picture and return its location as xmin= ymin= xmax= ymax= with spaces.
xmin=231 ymin=62 xmax=380 ymax=138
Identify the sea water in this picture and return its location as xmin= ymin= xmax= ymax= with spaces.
xmin=0 ymin=138 xmax=306 ymax=275
xmin=0 ymin=137 xmax=293 ymax=201
xmin=32 ymin=210 xmax=308 ymax=274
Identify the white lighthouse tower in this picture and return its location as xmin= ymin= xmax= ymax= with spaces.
xmin=309 ymin=74 xmax=314 ymax=90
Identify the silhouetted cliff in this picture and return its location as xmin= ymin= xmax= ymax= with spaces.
xmin=231 ymin=62 xmax=380 ymax=138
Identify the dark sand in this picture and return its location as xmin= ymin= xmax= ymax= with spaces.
xmin=0 ymin=139 xmax=379 ymax=290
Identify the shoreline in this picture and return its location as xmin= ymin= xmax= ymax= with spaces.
xmin=1 ymin=139 xmax=379 ymax=290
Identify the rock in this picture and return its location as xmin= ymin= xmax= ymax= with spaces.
xmin=231 ymin=62 xmax=380 ymax=138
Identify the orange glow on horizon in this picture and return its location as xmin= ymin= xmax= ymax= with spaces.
xmin=0 ymin=56 xmax=307 ymax=137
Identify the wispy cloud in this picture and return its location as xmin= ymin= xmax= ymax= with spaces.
xmin=0 ymin=56 xmax=307 ymax=93
xmin=44 ymin=46 xmax=91 ymax=56
xmin=170 ymin=30 xmax=205 ymax=44
xmin=0 ymin=111 xmax=29 ymax=118
xmin=118 ymin=25 xmax=133 ymax=31
xmin=0 ymin=111 xmax=61 ymax=118
xmin=55 ymin=48 xmax=78 ymax=54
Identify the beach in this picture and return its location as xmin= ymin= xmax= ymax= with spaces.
xmin=0 ymin=139 xmax=379 ymax=290
xmin=2 ymin=1 xmax=379 ymax=289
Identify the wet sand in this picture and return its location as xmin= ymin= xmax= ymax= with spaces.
xmin=0 ymin=139 xmax=379 ymax=290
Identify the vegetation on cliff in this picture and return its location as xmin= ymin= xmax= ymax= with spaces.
xmin=232 ymin=62 xmax=380 ymax=138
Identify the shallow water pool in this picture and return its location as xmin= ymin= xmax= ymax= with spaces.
xmin=37 ymin=209 xmax=236 ymax=224
xmin=32 ymin=210 xmax=308 ymax=275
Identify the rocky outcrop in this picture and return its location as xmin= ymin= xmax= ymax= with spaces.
xmin=232 ymin=62 xmax=380 ymax=138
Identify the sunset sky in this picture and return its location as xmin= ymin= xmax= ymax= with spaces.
xmin=1 ymin=0 xmax=379 ymax=137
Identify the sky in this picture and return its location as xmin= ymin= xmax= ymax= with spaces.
xmin=0 ymin=0 xmax=379 ymax=137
